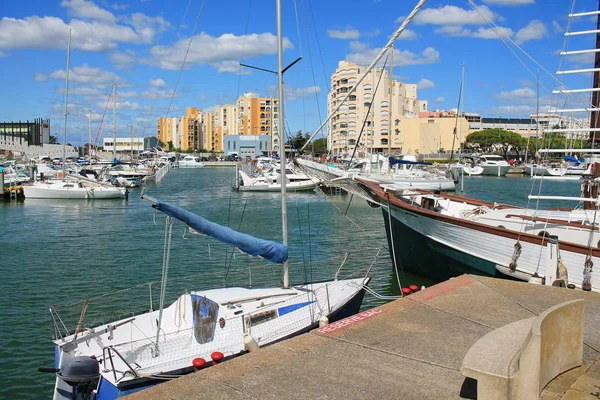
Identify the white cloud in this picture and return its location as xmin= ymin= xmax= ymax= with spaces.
xmin=0 ymin=1 xmax=170 ymax=54
xmin=327 ymin=28 xmax=360 ymax=40
xmin=150 ymin=78 xmax=167 ymax=87
xmin=435 ymin=97 xmax=445 ymax=102
xmin=140 ymin=88 xmax=178 ymax=100
xmin=148 ymin=32 xmax=293 ymax=71
xmin=434 ymin=25 xmax=514 ymax=39
xmin=495 ymin=87 xmax=536 ymax=100
xmin=482 ymin=0 xmax=534 ymax=5
xmin=349 ymin=41 xmax=368 ymax=52
xmin=398 ymin=29 xmax=417 ymax=40
xmin=109 ymin=50 xmax=136 ymax=69
xmin=34 ymin=73 xmax=48 ymax=82
xmin=61 ymin=0 xmax=117 ymax=24
xmin=95 ymin=100 xmax=140 ymax=110
xmin=212 ymin=60 xmax=250 ymax=74
xmin=515 ymin=20 xmax=547 ymax=44
xmin=48 ymin=64 xmax=127 ymax=86
xmin=346 ymin=46 xmax=439 ymax=67
xmin=417 ymin=78 xmax=435 ymax=90
xmin=414 ymin=5 xmax=496 ymax=26
xmin=552 ymin=20 xmax=563 ymax=33
xmin=267 ymin=85 xmax=321 ymax=101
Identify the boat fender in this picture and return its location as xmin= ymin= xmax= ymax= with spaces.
xmin=243 ymin=333 xmax=260 ymax=352
xmin=319 ymin=315 xmax=329 ymax=327
xmin=192 ymin=358 xmax=206 ymax=371
xmin=408 ymin=285 xmax=419 ymax=292
xmin=211 ymin=351 xmax=224 ymax=365
xmin=401 ymin=288 xmax=412 ymax=296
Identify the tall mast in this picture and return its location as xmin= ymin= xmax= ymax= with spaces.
xmin=591 ymin=0 xmax=600 ymax=146
xmin=130 ymin=125 xmax=134 ymax=161
xmin=388 ymin=44 xmax=393 ymax=156
xmin=63 ymin=29 xmax=72 ymax=180
xmin=88 ymin=109 xmax=92 ymax=165
xmin=113 ymin=83 xmax=117 ymax=159
xmin=276 ymin=0 xmax=288 ymax=288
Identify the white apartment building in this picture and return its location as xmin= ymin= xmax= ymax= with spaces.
xmin=328 ymin=60 xmax=427 ymax=155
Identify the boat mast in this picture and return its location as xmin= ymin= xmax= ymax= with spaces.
xmin=388 ymin=44 xmax=393 ymax=156
xmin=590 ymin=0 xmax=600 ymax=146
xmin=113 ymin=83 xmax=117 ymax=159
xmin=88 ymin=109 xmax=92 ymax=165
xmin=63 ymin=29 xmax=72 ymax=180
xmin=276 ymin=0 xmax=288 ymax=288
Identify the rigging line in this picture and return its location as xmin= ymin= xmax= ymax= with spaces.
xmin=307 ymin=201 xmax=313 ymax=288
xmin=306 ymin=0 xmax=330 ymax=102
xmin=236 ymin=0 xmax=254 ymax=99
xmin=139 ymin=0 xmax=194 ymax=136
xmin=296 ymin=203 xmax=308 ymax=285
xmin=292 ymin=0 xmax=308 ymax=144
xmin=314 ymin=185 xmax=390 ymax=251
xmin=350 ymin=54 xmax=389 ymax=164
xmin=468 ymin=0 xmax=596 ymax=111
xmin=450 ymin=66 xmax=463 ymax=162
xmin=224 ymin=199 xmax=249 ymax=282
xmin=164 ymin=0 xmax=207 ymax=120
xmin=301 ymin=0 xmax=326 ymax=129
xmin=344 ymin=194 xmax=354 ymax=216
xmin=385 ymin=194 xmax=405 ymax=295
xmin=223 ymin=194 xmax=234 ymax=282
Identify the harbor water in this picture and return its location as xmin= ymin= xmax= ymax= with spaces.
xmin=0 ymin=168 xmax=581 ymax=398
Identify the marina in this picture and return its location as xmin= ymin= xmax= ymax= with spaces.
xmin=4 ymin=0 xmax=600 ymax=398
xmin=0 ymin=167 xmax=585 ymax=399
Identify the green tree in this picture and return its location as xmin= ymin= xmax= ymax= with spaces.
xmin=465 ymin=129 xmax=524 ymax=158
xmin=286 ymin=131 xmax=310 ymax=154
xmin=49 ymin=134 xmax=59 ymax=144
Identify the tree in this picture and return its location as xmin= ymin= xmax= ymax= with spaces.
xmin=286 ymin=130 xmax=311 ymax=154
xmin=465 ymin=129 xmax=524 ymax=158
xmin=311 ymin=138 xmax=328 ymax=155
xmin=49 ymin=134 xmax=59 ymax=144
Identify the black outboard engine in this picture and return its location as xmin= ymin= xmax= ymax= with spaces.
xmin=59 ymin=356 xmax=100 ymax=399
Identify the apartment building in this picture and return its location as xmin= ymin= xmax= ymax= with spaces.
xmin=328 ymin=60 xmax=428 ymax=155
xmin=156 ymin=107 xmax=203 ymax=151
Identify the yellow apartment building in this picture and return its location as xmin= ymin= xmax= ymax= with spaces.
xmin=156 ymin=107 xmax=203 ymax=151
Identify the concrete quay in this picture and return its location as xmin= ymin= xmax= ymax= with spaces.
xmin=125 ymin=275 xmax=600 ymax=400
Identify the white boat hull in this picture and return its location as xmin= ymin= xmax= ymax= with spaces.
xmin=23 ymin=181 xmax=126 ymax=199
xmin=51 ymin=277 xmax=368 ymax=398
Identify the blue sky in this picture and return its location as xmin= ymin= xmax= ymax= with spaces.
xmin=1 ymin=0 xmax=598 ymax=146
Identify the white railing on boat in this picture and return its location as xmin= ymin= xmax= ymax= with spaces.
xmin=528 ymin=195 xmax=600 ymax=203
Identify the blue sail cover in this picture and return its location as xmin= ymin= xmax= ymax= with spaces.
xmin=154 ymin=200 xmax=288 ymax=264
xmin=388 ymin=157 xmax=432 ymax=166
xmin=564 ymin=155 xmax=583 ymax=165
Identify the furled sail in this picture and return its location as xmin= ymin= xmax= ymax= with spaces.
xmin=388 ymin=157 xmax=431 ymax=166
xmin=150 ymin=199 xmax=288 ymax=264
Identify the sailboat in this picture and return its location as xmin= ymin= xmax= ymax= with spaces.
xmin=43 ymin=5 xmax=371 ymax=399
xmin=23 ymin=32 xmax=126 ymax=200
xmin=354 ymin=1 xmax=600 ymax=291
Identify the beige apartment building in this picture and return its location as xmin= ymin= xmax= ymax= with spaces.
xmin=328 ymin=60 xmax=429 ymax=155
xmin=157 ymin=107 xmax=203 ymax=151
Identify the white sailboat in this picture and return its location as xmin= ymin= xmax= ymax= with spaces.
xmin=354 ymin=0 xmax=600 ymax=292
xmin=23 ymin=31 xmax=126 ymax=200
xmin=44 ymin=5 xmax=372 ymax=399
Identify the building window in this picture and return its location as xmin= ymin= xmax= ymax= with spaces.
xmin=381 ymin=129 xmax=389 ymax=135
xmin=381 ymin=101 xmax=389 ymax=107
xmin=381 ymin=138 xmax=388 ymax=145
xmin=364 ymin=93 xmax=372 ymax=99
xmin=363 ymin=84 xmax=372 ymax=91
xmin=381 ymin=111 xmax=389 ymax=117
xmin=381 ymin=120 xmax=389 ymax=126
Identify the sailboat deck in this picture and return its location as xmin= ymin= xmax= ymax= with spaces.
xmin=125 ymin=275 xmax=600 ymax=400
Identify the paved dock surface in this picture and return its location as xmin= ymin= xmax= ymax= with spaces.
xmin=126 ymin=275 xmax=600 ymax=399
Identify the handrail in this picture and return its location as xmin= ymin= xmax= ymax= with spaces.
xmin=504 ymin=213 xmax=599 ymax=231
xmin=103 ymin=346 xmax=139 ymax=383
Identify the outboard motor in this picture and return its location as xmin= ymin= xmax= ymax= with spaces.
xmin=40 ymin=356 xmax=100 ymax=400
